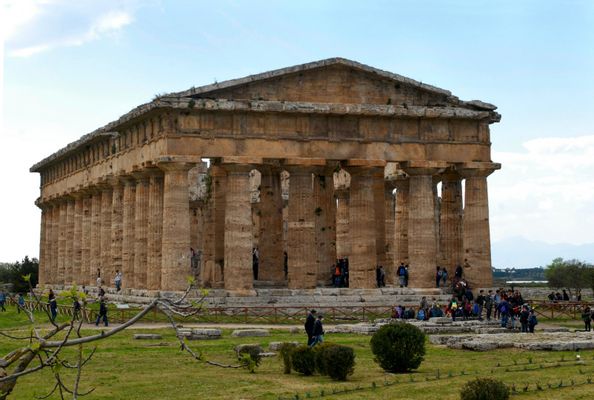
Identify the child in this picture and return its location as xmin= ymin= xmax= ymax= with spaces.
xmin=528 ymin=309 xmax=538 ymax=333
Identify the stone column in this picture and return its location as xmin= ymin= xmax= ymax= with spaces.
xmin=147 ymin=171 xmax=164 ymax=290
xmin=257 ymin=165 xmax=284 ymax=282
xmin=133 ymin=173 xmax=149 ymax=288
xmin=90 ymin=189 xmax=102 ymax=285
xmin=110 ymin=181 xmax=124 ymax=286
xmin=211 ymin=165 xmax=227 ymax=277
xmin=159 ymin=162 xmax=193 ymax=291
xmin=222 ymin=164 xmax=254 ymax=294
xmin=384 ymin=182 xmax=396 ymax=285
xmin=393 ymin=176 xmax=409 ymax=269
xmin=346 ymin=166 xmax=381 ymax=288
xmin=100 ymin=186 xmax=113 ymax=284
xmin=286 ymin=166 xmax=316 ymax=289
xmin=373 ymin=171 xmax=386 ymax=269
xmin=314 ymin=172 xmax=337 ymax=285
xmin=440 ymin=169 xmax=463 ymax=270
xmin=335 ymin=189 xmax=351 ymax=259
xmin=121 ymin=177 xmax=136 ymax=288
xmin=72 ymin=193 xmax=84 ymax=285
xmin=81 ymin=194 xmax=92 ymax=285
xmin=459 ymin=162 xmax=500 ymax=288
xmin=57 ymin=198 xmax=67 ymax=284
xmin=401 ymin=162 xmax=446 ymax=288
xmin=64 ymin=197 xmax=75 ymax=285
xmin=50 ymin=202 xmax=60 ymax=285
xmin=37 ymin=203 xmax=48 ymax=286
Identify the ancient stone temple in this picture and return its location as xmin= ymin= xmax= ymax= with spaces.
xmin=31 ymin=58 xmax=501 ymax=294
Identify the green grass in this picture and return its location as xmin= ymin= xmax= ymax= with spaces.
xmin=2 ymin=314 xmax=594 ymax=400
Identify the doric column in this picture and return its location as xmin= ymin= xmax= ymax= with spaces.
xmin=286 ymin=166 xmax=316 ymax=289
xmin=81 ymin=193 xmax=92 ymax=285
xmin=335 ymin=189 xmax=350 ymax=259
xmin=401 ymin=161 xmax=447 ymax=288
xmin=100 ymin=185 xmax=113 ymax=284
xmin=37 ymin=202 xmax=48 ymax=286
xmin=211 ymin=165 xmax=227 ymax=274
xmin=314 ymin=172 xmax=336 ymax=285
xmin=72 ymin=193 xmax=84 ymax=285
xmin=133 ymin=172 xmax=149 ymax=288
xmin=373 ymin=170 xmax=386 ymax=269
xmin=257 ymin=165 xmax=284 ymax=282
xmin=110 ymin=181 xmax=124 ymax=285
xmin=458 ymin=162 xmax=501 ymax=288
xmin=121 ymin=177 xmax=136 ymax=288
xmin=147 ymin=170 xmax=164 ymax=290
xmin=346 ymin=166 xmax=381 ymax=288
xmin=440 ymin=169 xmax=463 ymax=270
xmin=393 ymin=176 xmax=409 ymax=272
xmin=222 ymin=164 xmax=254 ymax=294
xmin=57 ymin=198 xmax=67 ymax=284
xmin=64 ymin=197 xmax=75 ymax=285
xmin=90 ymin=189 xmax=102 ymax=285
xmin=159 ymin=162 xmax=193 ymax=291
xmin=384 ymin=182 xmax=396 ymax=285
xmin=49 ymin=202 xmax=60 ymax=284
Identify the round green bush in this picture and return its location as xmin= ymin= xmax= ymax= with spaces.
xmin=313 ymin=343 xmax=335 ymax=376
xmin=370 ymin=322 xmax=425 ymax=373
xmin=278 ymin=342 xmax=298 ymax=374
xmin=291 ymin=345 xmax=316 ymax=376
xmin=460 ymin=378 xmax=509 ymax=400
xmin=320 ymin=344 xmax=356 ymax=381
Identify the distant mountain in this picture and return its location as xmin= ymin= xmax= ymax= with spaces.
xmin=492 ymin=237 xmax=594 ymax=269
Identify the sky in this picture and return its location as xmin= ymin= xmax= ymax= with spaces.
xmin=1 ymin=0 xmax=593 ymax=267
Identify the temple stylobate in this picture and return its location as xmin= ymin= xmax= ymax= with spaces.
xmin=31 ymin=58 xmax=501 ymax=294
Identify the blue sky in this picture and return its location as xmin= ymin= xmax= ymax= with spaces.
xmin=2 ymin=0 xmax=593 ymax=266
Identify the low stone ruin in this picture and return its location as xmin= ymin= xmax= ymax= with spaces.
xmin=430 ymin=331 xmax=592 ymax=351
xmin=177 ymin=328 xmax=222 ymax=340
xmin=231 ymin=329 xmax=270 ymax=337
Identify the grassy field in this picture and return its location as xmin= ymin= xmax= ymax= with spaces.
xmin=1 ymin=308 xmax=594 ymax=399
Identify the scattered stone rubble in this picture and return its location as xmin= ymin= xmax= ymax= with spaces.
xmin=176 ymin=328 xmax=222 ymax=340
xmin=231 ymin=329 xmax=270 ymax=337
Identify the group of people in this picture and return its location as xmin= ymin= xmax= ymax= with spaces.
xmin=304 ymin=309 xmax=324 ymax=347
xmin=547 ymin=289 xmax=581 ymax=302
xmin=331 ymin=258 xmax=350 ymax=288
xmin=392 ymin=297 xmax=445 ymax=320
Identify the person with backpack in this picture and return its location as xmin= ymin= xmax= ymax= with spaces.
xmin=528 ymin=309 xmax=538 ymax=333
xmin=582 ymin=306 xmax=592 ymax=332
xmin=448 ymin=296 xmax=459 ymax=321
xmin=417 ymin=308 xmax=426 ymax=321
xmin=397 ymin=263 xmax=406 ymax=288
xmin=499 ymin=297 xmax=510 ymax=328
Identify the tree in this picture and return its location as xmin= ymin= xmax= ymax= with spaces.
xmin=545 ymin=258 xmax=594 ymax=298
xmin=0 ymin=277 xmax=245 ymax=399
xmin=0 ymin=256 xmax=39 ymax=293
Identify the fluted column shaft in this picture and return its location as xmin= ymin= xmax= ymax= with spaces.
xmin=147 ymin=172 xmax=164 ymax=290
xmin=81 ymin=195 xmax=92 ymax=285
xmin=384 ymin=184 xmax=396 ymax=285
xmin=211 ymin=165 xmax=227 ymax=271
xmin=64 ymin=198 xmax=75 ymax=285
xmin=72 ymin=195 xmax=83 ymax=285
xmin=347 ymin=167 xmax=380 ymax=288
xmin=222 ymin=164 xmax=254 ymax=293
xmin=460 ymin=164 xmax=499 ymax=288
xmin=160 ymin=162 xmax=193 ymax=291
xmin=100 ymin=187 xmax=113 ymax=284
xmin=122 ymin=179 xmax=136 ymax=287
xmin=286 ymin=167 xmax=316 ymax=289
xmin=38 ymin=205 xmax=48 ymax=286
xmin=133 ymin=175 xmax=149 ymax=288
xmin=57 ymin=199 xmax=67 ymax=284
xmin=393 ymin=177 xmax=409 ymax=269
xmin=314 ymin=173 xmax=336 ymax=284
xmin=257 ymin=166 xmax=284 ymax=281
xmin=90 ymin=191 xmax=102 ymax=284
xmin=402 ymin=164 xmax=443 ymax=288
xmin=110 ymin=182 xmax=124 ymax=284
xmin=50 ymin=203 xmax=60 ymax=284
xmin=373 ymin=171 xmax=386 ymax=268
xmin=440 ymin=171 xmax=463 ymax=270
xmin=335 ymin=189 xmax=350 ymax=259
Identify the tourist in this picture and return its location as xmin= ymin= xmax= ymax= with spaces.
xmin=430 ymin=303 xmax=444 ymax=318
xmin=48 ymin=289 xmax=57 ymax=322
xmin=420 ymin=296 xmax=428 ymax=313
xmin=435 ymin=266 xmax=442 ymax=288
xmin=528 ymin=309 xmax=538 ymax=333
xmin=562 ymin=289 xmax=570 ymax=301
xmin=493 ymin=289 xmax=501 ymax=319
xmin=252 ymin=247 xmax=259 ymax=280
xmin=114 ymin=270 xmax=122 ymax=292
xmin=441 ymin=267 xmax=448 ymax=287
xmin=96 ymin=269 xmax=102 ymax=288
xmin=304 ymin=309 xmax=317 ymax=346
xmin=519 ymin=305 xmax=530 ymax=333
xmin=310 ymin=315 xmax=325 ymax=347
xmin=455 ymin=264 xmax=463 ymax=280
xmin=581 ymin=306 xmax=592 ymax=332
xmin=476 ymin=290 xmax=486 ymax=321
xmin=547 ymin=292 xmax=555 ymax=301
xmin=0 ymin=290 xmax=6 ymax=312
xmin=485 ymin=290 xmax=494 ymax=321
xmin=95 ymin=296 xmax=108 ymax=327
xmin=98 ymin=286 xmax=106 ymax=298
xmin=333 ymin=263 xmax=341 ymax=287
xmin=448 ymin=296 xmax=459 ymax=321
xmin=498 ymin=297 xmax=510 ymax=328
xmin=73 ymin=297 xmax=81 ymax=321
xmin=397 ymin=263 xmax=406 ymax=287
xmin=16 ymin=293 xmax=25 ymax=313
xmin=341 ymin=258 xmax=349 ymax=287
xmin=376 ymin=265 xmax=385 ymax=287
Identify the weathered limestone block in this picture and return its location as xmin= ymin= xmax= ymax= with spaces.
xmin=231 ymin=329 xmax=270 ymax=337
xmin=190 ymin=328 xmax=222 ymax=339
xmin=133 ymin=334 xmax=163 ymax=340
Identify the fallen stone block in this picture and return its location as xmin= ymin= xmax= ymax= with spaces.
xmin=231 ymin=329 xmax=270 ymax=337
xmin=133 ymin=334 xmax=163 ymax=340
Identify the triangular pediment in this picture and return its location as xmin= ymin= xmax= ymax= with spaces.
xmin=169 ymin=58 xmax=493 ymax=109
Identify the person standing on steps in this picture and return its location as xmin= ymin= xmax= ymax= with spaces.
xmin=304 ymin=309 xmax=317 ymax=346
xmin=114 ymin=270 xmax=122 ymax=292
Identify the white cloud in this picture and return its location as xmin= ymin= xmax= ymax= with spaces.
xmin=490 ymin=135 xmax=594 ymax=246
xmin=3 ymin=1 xmax=137 ymax=58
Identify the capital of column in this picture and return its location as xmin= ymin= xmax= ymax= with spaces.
xmin=456 ymin=162 xmax=501 ymax=178
xmin=131 ymin=169 xmax=151 ymax=183
xmin=344 ymin=165 xmax=384 ymax=178
xmin=440 ymin=167 xmax=462 ymax=182
xmin=400 ymin=160 xmax=449 ymax=177
xmin=157 ymin=161 xmax=196 ymax=173
xmin=220 ymin=163 xmax=254 ymax=175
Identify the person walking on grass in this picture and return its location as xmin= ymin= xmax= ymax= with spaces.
xmin=310 ymin=315 xmax=325 ymax=347
xmin=48 ymin=289 xmax=57 ymax=322
xmin=16 ymin=293 xmax=25 ymax=313
xmin=582 ymin=306 xmax=592 ymax=332
xmin=0 ymin=290 xmax=6 ymax=312
xmin=95 ymin=296 xmax=108 ymax=327
xmin=304 ymin=309 xmax=317 ymax=346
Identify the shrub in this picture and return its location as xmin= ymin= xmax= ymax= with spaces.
xmin=319 ymin=344 xmax=355 ymax=381
xmin=460 ymin=378 xmax=510 ymax=400
xmin=291 ymin=345 xmax=316 ymax=376
xmin=313 ymin=343 xmax=335 ymax=376
xmin=237 ymin=345 xmax=262 ymax=373
xmin=370 ymin=322 xmax=425 ymax=373
xmin=278 ymin=342 xmax=298 ymax=374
